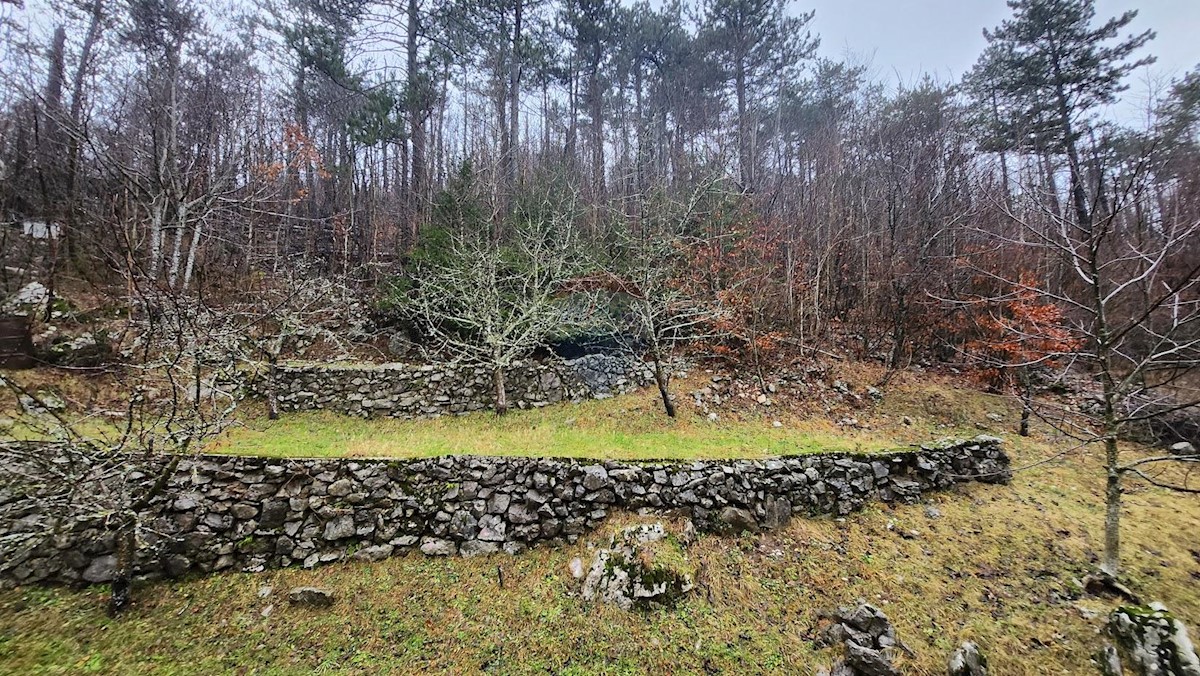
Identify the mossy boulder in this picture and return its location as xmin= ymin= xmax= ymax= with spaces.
xmin=580 ymin=522 xmax=695 ymax=610
xmin=42 ymin=330 xmax=113 ymax=367
xmin=948 ymin=640 xmax=988 ymax=676
xmin=1107 ymin=603 xmax=1200 ymax=676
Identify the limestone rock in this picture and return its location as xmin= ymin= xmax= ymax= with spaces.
xmin=581 ymin=465 xmax=609 ymax=491
xmin=580 ymin=522 xmax=694 ymax=610
xmin=287 ymin=587 xmax=335 ymax=607
xmin=44 ymin=331 xmax=111 ymax=367
xmin=1108 ymin=603 xmax=1200 ymax=676
xmin=845 ymin=640 xmax=897 ymax=676
xmin=1096 ymin=643 xmax=1124 ymax=676
xmin=459 ymin=540 xmax=500 ymax=557
xmin=323 ymin=515 xmax=355 ymax=540
xmin=948 ymin=641 xmax=988 ymax=676
xmin=82 ymin=555 xmax=117 ymax=583
xmin=713 ymin=506 xmax=758 ymax=534
xmin=230 ymin=503 xmax=258 ymax=520
xmin=568 ymin=557 xmax=585 ymax=579
xmin=1170 ymin=441 xmax=1196 ymax=455
xmin=762 ymin=496 xmax=792 ymax=529
xmin=419 ymin=538 xmax=456 ymax=556
xmin=352 ymin=544 xmax=394 ymax=562
xmin=820 ymin=603 xmax=903 ymax=676
xmin=328 ymin=479 xmax=354 ymax=497
xmin=2 ymin=282 xmax=50 ymax=313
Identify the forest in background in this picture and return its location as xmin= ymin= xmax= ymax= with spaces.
xmin=0 ymin=0 xmax=1194 ymax=365
xmin=0 ymin=0 xmax=1195 ymax=381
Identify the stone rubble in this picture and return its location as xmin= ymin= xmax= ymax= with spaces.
xmin=818 ymin=603 xmax=905 ymax=676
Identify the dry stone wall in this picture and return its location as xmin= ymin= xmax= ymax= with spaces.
xmin=0 ymin=437 xmax=1009 ymax=587
xmin=250 ymin=354 xmax=655 ymax=418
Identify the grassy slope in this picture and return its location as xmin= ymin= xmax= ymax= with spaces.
xmin=2 ymin=369 xmax=1199 ymax=675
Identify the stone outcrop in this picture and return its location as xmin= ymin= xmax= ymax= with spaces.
xmin=948 ymin=641 xmax=988 ymax=676
xmin=248 ymin=354 xmax=654 ymax=418
xmin=0 ymin=437 xmax=1009 ymax=587
xmin=579 ymin=522 xmax=694 ymax=610
xmin=1107 ymin=603 xmax=1200 ymax=676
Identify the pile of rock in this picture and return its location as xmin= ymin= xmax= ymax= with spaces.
xmin=817 ymin=603 xmax=906 ymax=676
xmin=689 ymin=367 xmax=880 ymax=420
xmin=1 ymin=282 xmax=51 ymax=315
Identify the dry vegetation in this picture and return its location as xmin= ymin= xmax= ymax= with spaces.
xmin=2 ymin=369 xmax=1198 ymax=675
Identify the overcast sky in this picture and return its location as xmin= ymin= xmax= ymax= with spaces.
xmin=804 ymin=0 xmax=1199 ymax=117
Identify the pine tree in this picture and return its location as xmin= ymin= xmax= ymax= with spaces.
xmin=700 ymin=0 xmax=816 ymax=190
xmin=965 ymin=0 xmax=1154 ymax=228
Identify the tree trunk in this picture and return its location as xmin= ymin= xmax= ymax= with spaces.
xmin=653 ymin=357 xmax=675 ymax=418
xmin=407 ymin=0 xmax=426 ymax=227
xmin=493 ymin=365 xmax=508 ymax=415
xmin=108 ymin=518 xmax=136 ymax=616
xmin=1101 ymin=435 xmax=1122 ymax=576
xmin=63 ymin=0 xmax=105 ymax=271
xmin=1019 ymin=369 xmax=1032 ymax=437
xmin=181 ymin=216 xmax=202 ymax=289
xmin=267 ymin=356 xmax=280 ymax=421
xmin=508 ymin=0 xmax=522 ymax=188
xmin=589 ymin=47 xmax=604 ymax=200
xmin=167 ymin=203 xmax=187 ymax=288
xmin=735 ymin=56 xmax=751 ymax=190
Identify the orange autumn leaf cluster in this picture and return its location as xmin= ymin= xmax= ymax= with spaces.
xmin=965 ymin=274 xmax=1081 ymax=389
xmin=686 ymin=220 xmax=789 ymax=366
xmin=251 ymin=123 xmax=331 ymax=190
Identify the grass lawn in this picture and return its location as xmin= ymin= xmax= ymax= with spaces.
xmin=210 ymin=373 xmax=988 ymax=461
xmin=215 ymin=404 xmax=874 ymax=460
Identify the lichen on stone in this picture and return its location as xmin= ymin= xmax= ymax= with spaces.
xmin=580 ymin=521 xmax=695 ymax=610
xmin=1108 ymin=602 xmax=1200 ymax=676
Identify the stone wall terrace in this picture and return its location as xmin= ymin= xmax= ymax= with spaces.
xmin=0 ymin=437 xmax=1010 ymax=586
xmin=249 ymin=353 xmax=654 ymax=418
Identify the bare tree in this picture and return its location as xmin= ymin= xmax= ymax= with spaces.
xmin=584 ymin=183 xmax=729 ymax=417
xmin=235 ymin=268 xmax=370 ymax=420
xmin=401 ymin=191 xmax=590 ymax=414
xmin=983 ymin=157 xmax=1200 ymax=578
xmin=0 ymin=287 xmax=241 ymax=614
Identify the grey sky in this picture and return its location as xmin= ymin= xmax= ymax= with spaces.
xmin=804 ymin=0 xmax=1199 ymax=86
